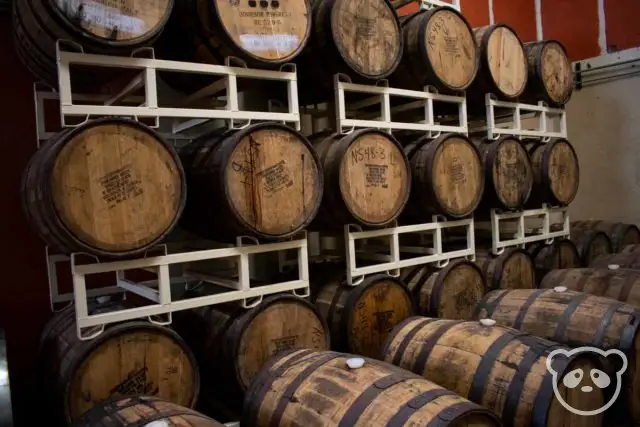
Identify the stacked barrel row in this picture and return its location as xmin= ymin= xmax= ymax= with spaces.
xmin=13 ymin=0 xmax=573 ymax=106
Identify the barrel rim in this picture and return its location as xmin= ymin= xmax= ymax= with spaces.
xmin=329 ymin=0 xmax=404 ymax=79
xmin=534 ymin=39 xmax=574 ymax=105
xmin=481 ymin=136 xmax=533 ymax=210
xmin=44 ymin=0 xmax=175 ymax=48
xmin=416 ymin=6 xmax=479 ymax=92
xmin=43 ymin=117 xmax=186 ymax=257
xmin=379 ymin=315 xmax=429 ymax=360
xmin=478 ymin=23 xmax=529 ymax=99
xmin=61 ymin=320 xmax=200 ymax=422
xmin=228 ymin=293 xmax=331 ymax=391
xmin=531 ymin=239 xmax=580 ymax=274
xmin=218 ymin=121 xmax=324 ymax=239
xmin=428 ymin=133 xmax=486 ymax=218
xmin=336 ymin=128 xmax=412 ymax=227
xmin=540 ymin=138 xmax=580 ymax=206
xmin=340 ymin=274 xmax=415 ymax=354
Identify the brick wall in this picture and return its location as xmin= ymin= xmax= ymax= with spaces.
xmin=398 ymin=0 xmax=640 ymax=61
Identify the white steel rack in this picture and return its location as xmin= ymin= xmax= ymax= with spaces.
xmin=342 ymin=218 xmax=475 ymax=285
xmin=471 ymin=94 xmax=567 ymax=141
xmin=421 ymin=0 xmax=461 ymax=11
xmin=51 ymin=44 xmax=301 ymax=135
xmin=469 ymin=93 xmax=571 ymax=254
xmin=477 ymin=206 xmax=571 ymax=255
xmin=34 ymin=47 xmax=311 ymax=340
xmin=46 ymin=236 xmax=310 ymax=340
xmin=333 ymin=74 xmax=468 ymax=136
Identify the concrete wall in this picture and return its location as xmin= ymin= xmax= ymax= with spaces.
xmin=567 ymin=72 xmax=640 ymax=223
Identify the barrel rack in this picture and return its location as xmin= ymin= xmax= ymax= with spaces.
xmin=298 ymin=75 xmax=475 ymax=286
xmin=471 ymin=93 xmax=571 ymax=255
xmin=34 ymin=45 xmax=312 ymax=340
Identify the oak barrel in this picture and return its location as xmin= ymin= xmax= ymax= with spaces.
xmin=572 ymin=220 xmax=640 ymax=253
xmin=400 ymin=260 xmax=486 ymax=320
xmin=311 ymin=130 xmax=411 ymax=229
xmin=243 ymin=349 xmax=502 ymax=427
xmin=474 ymin=287 xmax=640 ymax=422
xmin=570 ymin=228 xmax=613 ymax=267
xmin=622 ymin=244 xmax=640 ymax=254
xmin=22 ymin=118 xmax=185 ymax=258
xmin=591 ymin=252 xmax=640 ymax=270
xmin=475 ymin=136 xmax=534 ymax=211
xmin=404 ymin=133 xmax=484 ymax=220
xmin=471 ymin=24 xmax=528 ymax=100
xmin=312 ymin=274 xmax=414 ymax=358
xmin=528 ymin=240 xmax=581 ymax=284
xmin=390 ymin=7 xmax=478 ymax=92
xmin=475 ymin=248 xmax=536 ymax=291
xmin=180 ymin=123 xmax=323 ymax=242
xmin=524 ymin=139 xmax=580 ymax=207
xmin=72 ymin=396 xmax=223 ymax=427
xmin=382 ymin=317 xmax=605 ymax=427
xmin=296 ymin=0 xmax=403 ymax=91
xmin=173 ymin=294 xmax=329 ymax=409
xmin=39 ymin=304 xmax=199 ymax=423
xmin=523 ymin=40 xmax=574 ymax=106
xmin=13 ymin=0 xmax=173 ymax=88
xmin=541 ymin=267 xmax=640 ymax=307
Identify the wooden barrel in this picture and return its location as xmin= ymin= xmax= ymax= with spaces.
xmin=389 ymin=7 xmax=478 ymax=92
xmin=528 ymin=240 xmax=581 ymax=283
xmin=474 ymin=288 xmax=640 ymax=422
xmin=39 ymin=304 xmax=199 ymax=423
xmin=570 ymin=228 xmax=613 ymax=267
xmin=173 ymin=294 xmax=329 ymax=410
xmin=572 ymin=220 xmax=640 ymax=253
xmin=382 ymin=317 xmax=605 ymax=427
xmin=540 ymin=267 xmax=640 ymax=307
xmin=13 ymin=0 xmax=173 ymax=88
xmin=400 ymin=260 xmax=486 ymax=320
xmin=475 ymin=136 xmax=534 ymax=211
xmin=311 ymin=130 xmax=411 ymax=229
xmin=404 ymin=133 xmax=484 ymax=220
xmin=524 ymin=139 xmax=580 ymax=207
xmin=475 ymin=248 xmax=536 ymax=291
xmin=523 ymin=40 xmax=574 ymax=106
xmin=180 ymin=123 xmax=323 ymax=242
xmin=73 ymin=396 xmax=224 ymax=427
xmin=591 ymin=252 xmax=640 ymax=270
xmin=242 ymin=349 xmax=502 ymax=427
xmin=312 ymin=274 xmax=415 ymax=358
xmin=471 ymin=24 xmax=528 ymax=100
xmin=622 ymin=244 xmax=640 ymax=254
xmin=21 ymin=118 xmax=185 ymax=258
xmin=296 ymin=0 xmax=403 ymax=87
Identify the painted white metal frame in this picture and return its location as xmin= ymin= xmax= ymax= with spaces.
xmin=55 ymin=44 xmax=301 ymax=132
xmin=482 ymin=206 xmax=570 ymax=255
xmin=55 ymin=235 xmax=309 ymax=340
xmin=480 ymin=94 xmax=567 ymax=141
xmin=334 ymin=75 xmax=468 ymax=136
xmin=421 ymin=0 xmax=461 ymax=11
xmin=343 ymin=217 xmax=475 ymax=286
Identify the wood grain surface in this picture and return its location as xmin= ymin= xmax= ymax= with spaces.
xmin=73 ymin=396 xmax=224 ymax=427
xmin=572 ymin=221 xmax=640 ymax=253
xmin=474 ymin=287 xmax=640 ymax=423
xmin=312 ymin=274 xmax=415 ymax=358
xmin=382 ymin=317 xmax=604 ymax=427
xmin=400 ymin=260 xmax=486 ymax=320
xmin=525 ymin=139 xmax=580 ymax=207
xmin=524 ymin=40 xmax=574 ymax=105
xmin=570 ymin=229 xmax=613 ymax=266
xmin=528 ymin=240 xmax=581 ymax=284
xmin=243 ymin=349 xmax=502 ymax=427
xmin=474 ymin=248 xmax=536 ymax=291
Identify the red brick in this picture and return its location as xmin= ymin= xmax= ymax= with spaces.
xmin=493 ymin=0 xmax=537 ymax=42
xmin=541 ymin=0 xmax=600 ymax=60
xmin=460 ymin=0 xmax=490 ymax=27
xmin=604 ymin=0 xmax=640 ymax=52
